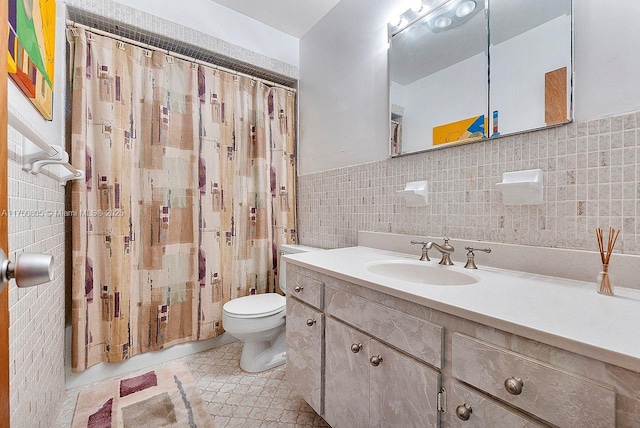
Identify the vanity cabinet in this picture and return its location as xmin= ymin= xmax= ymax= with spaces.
xmin=285 ymin=262 xmax=637 ymax=427
xmin=324 ymin=317 xmax=441 ymax=428
xmin=285 ymin=270 xmax=325 ymax=416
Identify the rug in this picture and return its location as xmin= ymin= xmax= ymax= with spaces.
xmin=72 ymin=362 xmax=213 ymax=428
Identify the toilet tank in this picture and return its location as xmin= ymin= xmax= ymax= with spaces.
xmin=279 ymin=244 xmax=322 ymax=294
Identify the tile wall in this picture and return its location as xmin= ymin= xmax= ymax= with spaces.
xmin=65 ymin=0 xmax=299 ymax=85
xmin=7 ymin=126 xmax=67 ymax=427
xmin=298 ymin=111 xmax=640 ymax=254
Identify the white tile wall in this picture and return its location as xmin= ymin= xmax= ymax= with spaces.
xmin=64 ymin=0 xmax=299 ymax=83
xmin=298 ymin=111 xmax=640 ymax=255
xmin=7 ymin=126 xmax=66 ymax=428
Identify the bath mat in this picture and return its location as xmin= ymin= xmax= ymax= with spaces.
xmin=71 ymin=362 xmax=213 ymax=428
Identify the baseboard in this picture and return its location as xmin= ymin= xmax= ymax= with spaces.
xmin=64 ymin=326 xmax=238 ymax=389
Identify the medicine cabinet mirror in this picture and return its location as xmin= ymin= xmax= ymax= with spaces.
xmin=389 ymin=0 xmax=572 ymax=156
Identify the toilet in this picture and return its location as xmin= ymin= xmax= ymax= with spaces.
xmin=222 ymin=244 xmax=321 ymax=372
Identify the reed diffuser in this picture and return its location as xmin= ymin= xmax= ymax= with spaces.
xmin=595 ymin=227 xmax=620 ymax=295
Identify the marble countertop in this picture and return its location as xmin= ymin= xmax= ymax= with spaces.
xmin=284 ymin=246 xmax=640 ymax=373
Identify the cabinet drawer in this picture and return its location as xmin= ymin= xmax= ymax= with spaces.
xmin=452 ymin=333 xmax=615 ymax=427
xmin=286 ymin=298 xmax=324 ymax=415
xmin=449 ymin=381 xmax=544 ymax=427
xmin=287 ymin=266 xmax=324 ymax=310
xmin=326 ymin=286 xmax=443 ymax=369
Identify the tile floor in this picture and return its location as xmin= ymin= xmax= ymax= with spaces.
xmin=55 ymin=341 xmax=330 ymax=427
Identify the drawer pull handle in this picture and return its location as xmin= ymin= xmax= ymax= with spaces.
xmin=294 ymin=285 xmax=303 ymax=292
xmin=306 ymin=319 xmax=316 ymax=327
xmin=370 ymin=355 xmax=383 ymax=367
xmin=504 ymin=377 xmax=524 ymax=395
xmin=351 ymin=343 xmax=363 ymax=353
xmin=456 ymin=404 xmax=473 ymax=421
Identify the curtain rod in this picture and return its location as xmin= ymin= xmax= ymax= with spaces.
xmin=66 ymin=20 xmax=297 ymax=93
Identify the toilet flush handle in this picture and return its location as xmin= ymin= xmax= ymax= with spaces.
xmin=0 ymin=249 xmax=54 ymax=293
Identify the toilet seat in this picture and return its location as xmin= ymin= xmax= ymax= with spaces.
xmin=222 ymin=294 xmax=286 ymax=337
xmin=223 ymin=293 xmax=285 ymax=319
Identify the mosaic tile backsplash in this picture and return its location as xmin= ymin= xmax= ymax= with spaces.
xmin=298 ymin=110 xmax=640 ymax=254
xmin=65 ymin=0 xmax=298 ymax=85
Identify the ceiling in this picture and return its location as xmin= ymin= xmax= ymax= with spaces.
xmin=208 ymin=0 xmax=342 ymax=38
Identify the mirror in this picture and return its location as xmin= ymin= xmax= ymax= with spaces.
xmin=389 ymin=0 xmax=572 ymax=156
xmin=489 ymin=0 xmax=572 ymax=137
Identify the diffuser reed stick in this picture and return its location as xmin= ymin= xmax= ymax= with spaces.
xmin=595 ymin=227 xmax=619 ymax=295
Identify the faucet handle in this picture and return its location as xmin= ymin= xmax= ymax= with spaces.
xmin=464 ymin=247 xmax=491 ymax=269
xmin=410 ymin=240 xmax=430 ymax=261
xmin=464 ymin=246 xmax=491 ymax=254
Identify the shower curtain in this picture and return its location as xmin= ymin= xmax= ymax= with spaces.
xmin=69 ymin=29 xmax=297 ymax=372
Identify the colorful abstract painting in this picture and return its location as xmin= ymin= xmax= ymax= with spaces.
xmin=8 ymin=0 xmax=56 ymax=120
xmin=433 ymin=115 xmax=486 ymax=146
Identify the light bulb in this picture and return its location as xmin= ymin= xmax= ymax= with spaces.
xmin=434 ymin=16 xmax=453 ymax=28
xmin=410 ymin=0 xmax=424 ymax=12
xmin=456 ymin=0 xmax=476 ymax=18
xmin=391 ymin=15 xmax=405 ymax=27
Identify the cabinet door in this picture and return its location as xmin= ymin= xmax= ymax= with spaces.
xmin=324 ymin=318 xmax=370 ymax=428
xmin=369 ymin=339 xmax=440 ymax=428
xmin=286 ymin=298 xmax=324 ymax=415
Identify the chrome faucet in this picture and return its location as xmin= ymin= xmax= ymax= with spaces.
xmin=427 ymin=237 xmax=455 ymax=265
xmin=410 ymin=241 xmax=430 ymax=261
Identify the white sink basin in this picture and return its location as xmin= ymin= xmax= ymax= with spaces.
xmin=364 ymin=260 xmax=478 ymax=286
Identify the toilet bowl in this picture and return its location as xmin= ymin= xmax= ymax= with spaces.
xmin=222 ymin=244 xmax=321 ymax=372
xmin=222 ymin=293 xmax=287 ymax=372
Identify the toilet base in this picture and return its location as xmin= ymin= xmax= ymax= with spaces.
xmin=238 ymin=325 xmax=286 ymax=373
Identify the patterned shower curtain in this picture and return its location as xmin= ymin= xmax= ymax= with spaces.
xmin=69 ymin=29 xmax=297 ymax=372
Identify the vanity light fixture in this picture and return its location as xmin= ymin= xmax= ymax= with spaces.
xmin=427 ymin=0 xmax=480 ymax=33
xmin=389 ymin=0 xmax=482 ymax=36
xmin=388 ymin=0 xmax=432 ymax=32
xmin=433 ymin=16 xmax=453 ymax=28
xmin=456 ymin=0 xmax=476 ymax=18
xmin=391 ymin=15 xmax=406 ymax=27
